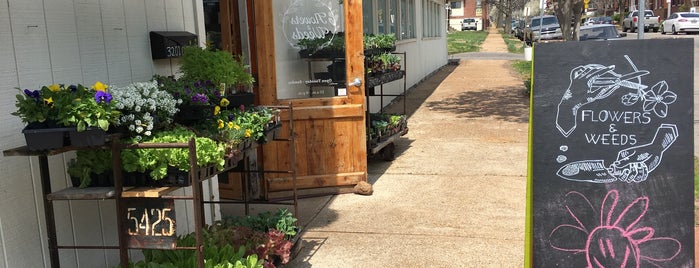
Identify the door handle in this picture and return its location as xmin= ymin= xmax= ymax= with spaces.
xmin=348 ymin=78 xmax=362 ymax=87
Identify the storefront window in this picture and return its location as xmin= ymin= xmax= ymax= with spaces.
xmin=377 ymin=0 xmax=386 ymax=33
xmin=203 ymin=0 xmax=222 ymax=50
xmin=273 ymin=0 xmax=344 ymax=99
xmin=363 ymin=0 xmax=374 ymax=34
xmin=389 ymin=0 xmax=397 ymax=34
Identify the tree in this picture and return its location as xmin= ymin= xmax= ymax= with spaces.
xmin=553 ymin=0 xmax=585 ymax=41
xmin=487 ymin=0 xmax=528 ymax=34
xmin=591 ymin=0 xmax=616 ymax=16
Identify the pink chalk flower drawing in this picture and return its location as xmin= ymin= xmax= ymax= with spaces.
xmin=549 ymin=190 xmax=681 ymax=267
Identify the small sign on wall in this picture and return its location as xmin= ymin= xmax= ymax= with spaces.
xmin=124 ymin=198 xmax=177 ymax=249
xmin=150 ymin=31 xmax=197 ymax=59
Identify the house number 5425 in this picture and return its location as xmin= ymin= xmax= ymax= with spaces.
xmin=126 ymin=207 xmax=175 ymax=236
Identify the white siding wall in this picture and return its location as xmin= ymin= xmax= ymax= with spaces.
xmin=367 ymin=0 xmax=448 ymax=113
xmin=0 ymin=1 xmax=211 ymax=267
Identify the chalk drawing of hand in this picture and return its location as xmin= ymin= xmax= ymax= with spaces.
xmin=556 ymin=64 xmax=649 ymax=137
xmin=549 ymin=190 xmax=681 ymax=267
xmin=608 ymin=124 xmax=678 ymax=183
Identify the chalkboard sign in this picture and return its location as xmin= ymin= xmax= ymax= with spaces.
xmin=531 ymin=39 xmax=694 ymax=267
xmin=124 ymin=198 xmax=177 ymax=249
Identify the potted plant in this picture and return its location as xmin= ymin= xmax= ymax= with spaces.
xmin=110 ymin=80 xmax=182 ymax=141
xmin=133 ymin=208 xmax=298 ymax=268
xmin=67 ymin=149 xmax=113 ymax=188
xmin=155 ymin=76 xmax=220 ymax=127
xmin=12 ymin=82 xmax=120 ymax=150
xmin=120 ymin=126 xmax=227 ymax=185
xmin=179 ymin=46 xmax=255 ymax=99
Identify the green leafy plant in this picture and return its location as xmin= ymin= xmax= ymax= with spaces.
xmin=179 ymin=46 xmax=254 ymax=92
xmin=367 ymin=53 xmax=402 ymax=74
xmin=364 ymin=33 xmax=396 ymax=49
xmin=130 ymin=233 xmax=264 ymax=268
xmin=121 ymin=127 xmax=226 ymax=180
xmin=67 ymin=149 xmax=113 ymax=188
xmin=223 ymin=208 xmax=298 ymax=239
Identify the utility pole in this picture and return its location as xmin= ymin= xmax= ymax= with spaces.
xmin=638 ymin=0 xmax=645 ymax=39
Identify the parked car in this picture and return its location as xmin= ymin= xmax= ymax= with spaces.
xmin=513 ymin=19 xmax=526 ymax=40
xmin=462 ymin=18 xmax=477 ymax=31
xmin=585 ymin=16 xmax=614 ymax=25
xmin=578 ymin=24 xmax=626 ymax=41
xmin=622 ymin=10 xmax=660 ymax=32
xmin=661 ymin=12 xmax=699 ymax=34
xmin=524 ymin=15 xmax=563 ymax=45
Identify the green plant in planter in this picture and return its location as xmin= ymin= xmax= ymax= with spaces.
xmin=67 ymin=149 xmax=112 ymax=188
xmin=179 ymin=46 xmax=254 ymax=92
xmin=223 ymin=208 xmax=298 ymax=239
xmin=131 ymin=233 xmax=264 ymax=268
xmin=363 ymin=33 xmax=396 ymax=50
xmin=13 ymin=82 xmax=120 ymax=131
xmin=121 ymin=127 xmax=226 ymax=180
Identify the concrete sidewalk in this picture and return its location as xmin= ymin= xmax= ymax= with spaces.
xmin=285 ymin=27 xmax=529 ymax=267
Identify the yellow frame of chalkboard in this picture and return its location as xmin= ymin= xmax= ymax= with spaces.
xmin=524 ymin=46 xmax=535 ymax=268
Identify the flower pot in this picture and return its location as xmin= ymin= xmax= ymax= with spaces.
xmin=175 ymin=104 xmax=214 ymax=125
xmin=154 ymin=166 xmax=191 ymax=187
xmin=258 ymin=122 xmax=282 ymax=144
xmin=22 ymin=127 xmax=71 ymax=151
xmin=68 ymin=128 xmax=106 ymax=147
xmin=225 ymin=92 xmax=255 ymax=108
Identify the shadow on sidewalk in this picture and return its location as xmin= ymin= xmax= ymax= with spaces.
xmin=366 ymin=64 xmax=458 ymax=178
xmin=426 ymin=85 xmax=530 ymax=123
xmin=381 ymin=64 xmax=459 ymax=118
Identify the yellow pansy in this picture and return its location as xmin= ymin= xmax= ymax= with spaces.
xmin=92 ymin=81 xmax=108 ymax=92
xmin=220 ymin=98 xmax=230 ymax=107
xmin=214 ymin=106 xmax=221 ymax=115
xmin=217 ymin=119 xmax=224 ymax=129
xmin=245 ymin=129 xmax=251 ymax=137
xmin=43 ymin=97 xmax=54 ymax=107
xmin=47 ymin=84 xmax=61 ymax=92
xmin=227 ymin=122 xmax=234 ymax=129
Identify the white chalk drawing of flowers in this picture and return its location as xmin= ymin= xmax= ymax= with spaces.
xmin=642 ymin=81 xmax=677 ymax=118
xmin=549 ymin=190 xmax=681 ymax=267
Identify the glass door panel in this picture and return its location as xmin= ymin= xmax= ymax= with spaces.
xmin=272 ymin=0 xmax=346 ymax=99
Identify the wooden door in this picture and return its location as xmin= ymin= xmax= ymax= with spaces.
xmin=253 ymin=0 xmax=367 ymax=198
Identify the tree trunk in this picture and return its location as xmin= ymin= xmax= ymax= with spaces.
xmin=554 ymin=0 xmax=586 ymax=41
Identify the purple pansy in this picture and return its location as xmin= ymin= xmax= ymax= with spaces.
xmin=68 ymin=85 xmax=77 ymax=92
xmin=191 ymin=93 xmax=208 ymax=103
xmin=24 ymin=89 xmax=41 ymax=99
xmin=95 ymin=91 xmax=113 ymax=104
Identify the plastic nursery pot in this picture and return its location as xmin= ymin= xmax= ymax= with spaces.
xmin=68 ymin=128 xmax=106 ymax=147
xmin=22 ymin=127 xmax=71 ymax=151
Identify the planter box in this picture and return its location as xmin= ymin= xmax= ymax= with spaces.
xmin=225 ymin=92 xmax=255 ymax=108
xmin=22 ymin=127 xmax=71 ymax=151
xmin=298 ymin=48 xmax=344 ymax=59
xmin=68 ymin=128 xmax=106 ymax=147
xmin=175 ymin=104 xmax=214 ymax=125
xmin=365 ymin=70 xmax=405 ymax=91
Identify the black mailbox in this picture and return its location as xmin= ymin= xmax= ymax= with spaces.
xmin=149 ymin=31 xmax=197 ymax=59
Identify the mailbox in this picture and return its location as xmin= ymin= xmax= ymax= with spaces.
xmin=149 ymin=31 xmax=197 ymax=59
